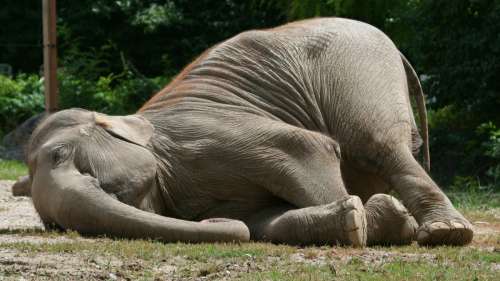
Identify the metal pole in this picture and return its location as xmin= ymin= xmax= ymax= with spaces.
xmin=42 ymin=0 xmax=58 ymax=113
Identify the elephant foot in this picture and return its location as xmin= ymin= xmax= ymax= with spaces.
xmin=341 ymin=196 xmax=367 ymax=247
xmin=365 ymin=194 xmax=417 ymax=245
xmin=246 ymin=195 xmax=367 ymax=246
xmin=417 ymin=219 xmax=473 ymax=246
xmin=12 ymin=175 xmax=31 ymax=197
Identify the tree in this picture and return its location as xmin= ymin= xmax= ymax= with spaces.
xmin=401 ymin=0 xmax=500 ymax=186
xmin=0 ymin=0 xmax=43 ymax=73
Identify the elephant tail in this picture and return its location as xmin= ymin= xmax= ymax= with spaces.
xmin=400 ymin=53 xmax=430 ymax=172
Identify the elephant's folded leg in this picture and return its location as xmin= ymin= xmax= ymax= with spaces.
xmin=365 ymin=194 xmax=417 ymax=245
xmin=246 ymin=195 xmax=367 ymax=247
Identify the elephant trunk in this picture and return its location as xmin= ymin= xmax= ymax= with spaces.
xmin=31 ymin=162 xmax=250 ymax=243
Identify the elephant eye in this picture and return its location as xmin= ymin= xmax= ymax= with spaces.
xmin=51 ymin=145 xmax=72 ymax=167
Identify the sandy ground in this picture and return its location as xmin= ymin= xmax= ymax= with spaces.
xmin=0 ymin=180 xmax=499 ymax=280
xmin=0 ymin=180 xmax=44 ymax=231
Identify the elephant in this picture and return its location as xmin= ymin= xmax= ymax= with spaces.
xmin=14 ymin=17 xmax=473 ymax=246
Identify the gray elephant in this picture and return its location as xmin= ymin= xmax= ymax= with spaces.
xmin=14 ymin=18 xmax=473 ymax=246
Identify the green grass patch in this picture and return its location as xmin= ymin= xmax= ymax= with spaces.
xmin=449 ymin=190 xmax=500 ymax=211
xmin=342 ymin=259 xmax=497 ymax=281
xmin=0 ymin=238 xmax=498 ymax=280
xmin=448 ymin=189 xmax=500 ymax=222
xmin=0 ymin=239 xmax=292 ymax=261
xmin=0 ymin=159 xmax=27 ymax=180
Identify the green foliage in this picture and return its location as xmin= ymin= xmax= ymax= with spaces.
xmin=0 ymin=71 xmax=168 ymax=138
xmin=59 ymin=68 xmax=168 ymax=115
xmin=479 ymin=123 xmax=500 ymax=186
xmin=131 ymin=2 xmax=182 ymax=32
xmin=0 ymin=159 xmax=28 ymax=180
xmin=426 ymin=108 xmax=500 ymax=188
xmin=263 ymin=0 xmax=404 ymax=31
xmin=399 ymin=0 xmax=500 ymax=187
xmin=52 ymin=0 xmax=286 ymax=77
xmin=0 ymin=74 xmax=44 ymax=137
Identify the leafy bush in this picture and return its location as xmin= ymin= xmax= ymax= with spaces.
xmin=59 ymin=70 xmax=168 ymax=115
xmin=480 ymin=123 xmax=500 ymax=188
xmin=401 ymin=0 xmax=500 ymax=189
xmin=427 ymin=105 xmax=500 ymax=188
xmin=0 ymin=74 xmax=44 ymax=137
xmin=0 ymin=72 xmax=169 ymax=138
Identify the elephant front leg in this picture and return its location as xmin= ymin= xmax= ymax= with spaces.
xmin=246 ymin=195 xmax=367 ymax=247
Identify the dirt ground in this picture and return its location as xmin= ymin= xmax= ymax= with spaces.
xmin=0 ymin=180 xmax=44 ymax=231
xmin=0 ymin=180 xmax=499 ymax=280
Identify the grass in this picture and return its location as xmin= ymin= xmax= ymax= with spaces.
xmin=0 ymin=238 xmax=498 ymax=280
xmin=0 ymin=159 xmax=27 ymax=180
xmin=0 ymin=161 xmax=498 ymax=280
xmin=448 ymin=187 xmax=500 ymax=210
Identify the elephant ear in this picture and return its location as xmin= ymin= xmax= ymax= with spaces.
xmin=94 ymin=113 xmax=154 ymax=147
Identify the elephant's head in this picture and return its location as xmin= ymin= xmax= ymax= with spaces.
xmin=17 ymin=108 xmax=249 ymax=242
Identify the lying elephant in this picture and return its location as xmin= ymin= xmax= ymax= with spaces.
xmin=14 ymin=18 xmax=473 ymax=246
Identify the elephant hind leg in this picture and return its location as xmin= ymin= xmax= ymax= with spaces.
xmin=245 ymin=195 xmax=367 ymax=247
xmin=341 ymin=162 xmax=391 ymax=203
xmin=383 ymin=144 xmax=473 ymax=246
xmin=365 ymin=194 xmax=417 ymax=245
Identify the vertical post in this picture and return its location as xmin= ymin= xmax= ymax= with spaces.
xmin=43 ymin=0 xmax=58 ymax=113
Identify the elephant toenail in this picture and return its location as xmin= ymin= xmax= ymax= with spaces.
xmin=451 ymin=221 xmax=465 ymax=229
xmin=429 ymin=222 xmax=448 ymax=231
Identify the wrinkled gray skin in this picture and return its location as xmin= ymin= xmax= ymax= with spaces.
xmin=15 ymin=18 xmax=473 ymax=246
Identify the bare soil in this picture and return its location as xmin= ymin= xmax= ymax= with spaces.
xmin=0 ymin=181 xmax=43 ymax=231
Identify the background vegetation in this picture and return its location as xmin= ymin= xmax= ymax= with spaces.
xmin=0 ymin=0 xmax=498 ymax=190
